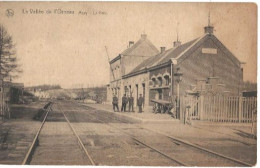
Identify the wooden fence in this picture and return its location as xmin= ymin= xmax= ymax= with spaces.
xmin=181 ymin=95 xmax=257 ymax=123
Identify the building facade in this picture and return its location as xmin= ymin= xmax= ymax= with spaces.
xmin=107 ymin=34 xmax=159 ymax=106
xmin=107 ymin=24 xmax=243 ymax=113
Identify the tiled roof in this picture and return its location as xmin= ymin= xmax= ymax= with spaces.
xmin=157 ymin=38 xmax=199 ymax=64
xmin=123 ymin=33 xmax=242 ymax=78
xmin=129 ymin=37 xmax=199 ymax=74
xmin=130 ymin=48 xmax=175 ymax=72
xmin=120 ymin=37 xmax=159 ymax=56
xmin=110 ymin=34 xmax=159 ymax=63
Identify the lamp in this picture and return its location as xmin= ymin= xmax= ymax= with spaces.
xmin=174 ymin=68 xmax=183 ymax=83
xmin=174 ymin=67 xmax=183 ymax=119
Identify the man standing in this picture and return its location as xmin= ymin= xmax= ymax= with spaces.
xmin=137 ymin=94 xmax=144 ymax=113
xmin=128 ymin=93 xmax=134 ymax=112
xmin=112 ymin=94 xmax=119 ymax=112
xmin=121 ymin=94 xmax=127 ymax=112
xmin=126 ymin=94 xmax=129 ymax=112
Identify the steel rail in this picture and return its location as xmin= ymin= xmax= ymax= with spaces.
xmin=74 ymin=104 xmax=188 ymax=166
xmin=22 ymin=102 xmax=53 ymax=165
xmin=57 ymin=103 xmax=96 ymax=166
xmin=81 ymin=103 xmax=253 ymax=167
xmin=112 ymin=126 xmax=189 ymax=166
xmin=143 ymin=127 xmax=253 ymax=167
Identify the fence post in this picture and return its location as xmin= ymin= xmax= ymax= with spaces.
xmin=179 ymin=96 xmax=183 ymax=123
xmin=185 ymin=105 xmax=191 ymax=125
xmin=238 ymin=96 xmax=242 ymax=123
xmin=199 ymin=95 xmax=204 ymax=120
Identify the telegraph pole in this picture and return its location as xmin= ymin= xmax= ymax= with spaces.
xmin=0 ymin=28 xmax=3 ymax=118
xmin=105 ymin=46 xmax=115 ymax=81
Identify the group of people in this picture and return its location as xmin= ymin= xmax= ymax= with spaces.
xmin=112 ymin=93 xmax=144 ymax=113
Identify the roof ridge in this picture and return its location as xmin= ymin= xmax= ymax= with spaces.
xmin=121 ymin=36 xmax=159 ymax=55
xmin=175 ymin=34 xmax=207 ymax=60
xmin=143 ymin=38 xmax=160 ymax=53
xmin=149 ymin=36 xmax=203 ymax=67
xmin=120 ymin=38 xmax=144 ymax=55
xmin=210 ymin=35 xmax=241 ymax=67
xmin=124 ymin=35 xmax=207 ymax=77
xmin=150 ymin=47 xmax=177 ymax=67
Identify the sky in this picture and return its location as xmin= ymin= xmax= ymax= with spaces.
xmin=0 ymin=2 xmax=257 ymax=88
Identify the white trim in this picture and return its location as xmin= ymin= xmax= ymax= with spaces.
xmin=175 ymin=34 xmax=207 ymax=60
xmin=171 ymin=58 xmax=178 ymax=65
xmin=163 ymin=72 xmax=171 ymax=77
xmin=157 ymin=74 xmax=163 ymax=78
xmin=151 ymin=75 xmax=156 ymax=80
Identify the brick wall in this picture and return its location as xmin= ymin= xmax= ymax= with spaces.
xmin=110 ymin=59 xmax=121 ymax=81
xmin=123 ymin=55 xmax=152 ymax=76
xmin=122 ymin=73 xmax=150 ymax=110
xmin=176 ymin=37 xmax=243 ymax=96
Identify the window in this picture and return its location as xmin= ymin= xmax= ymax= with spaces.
xmin=129 ymin=85 xmax=132 ymax=93
xmin=164 ymin=75 xmax=170 ymax=86
xmin=115 ymin=88 xmax=117 ymax=95
xmin=136 ymin=84 xmax=138 ymax=104
xmin=124 ymin=86 xmax=128 ymax=94
xmin=152 ymin=78 xmax=156 ymax=87
xmin=142 ymin=83 xmax=145 ymax=105
xmin=158 ymin=77 xmax=162 ymax=87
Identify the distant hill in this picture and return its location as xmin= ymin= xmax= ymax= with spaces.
xmin=47 ymin=89 xmax=78 ymax=99
xmin=26 ymin=84 xmax=62 ymax=91
xmin=28 ymin=86 xmax=107 ymax=103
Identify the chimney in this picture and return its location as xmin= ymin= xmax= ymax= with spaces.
xmin=129 ymin=41 xmax=134 ymax=48
xmin=204 ymin=12 xmax=214 ymax=34
xmin=204 ymin=26 xmax=214 ymax=34
xmin=141 ymin=34 xmax=147 ymax=39
xmin=160 ymin=47 xmax=166 ymax=53
xmin=173 ymin=41 xmax=181 ymax=47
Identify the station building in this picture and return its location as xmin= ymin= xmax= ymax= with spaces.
xmin=106 ymin=34 xmax=159 ymax=106
xmin=107 ymin=23 xmax=243 ymax=112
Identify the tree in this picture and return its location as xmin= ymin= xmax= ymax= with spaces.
xmin=0 ymin=24 xmax=22 ymax=118
xmin=0 ymin=25 xmax=22 ymax=81
xmin=242 ymin=81 xmax=257 ymax=92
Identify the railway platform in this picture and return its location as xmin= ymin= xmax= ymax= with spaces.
xmin=82 ymin=103 xmax=256 ymax=140
xmin=85 ymin=103 xmax=255 ymax=140
xmin=83 ymin=103 xmax=179 ymax=124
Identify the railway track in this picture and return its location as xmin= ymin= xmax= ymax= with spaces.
xmin=24 ymin=101 xmax=253 ymax=166
xmin=61 ymin=101 xmax=187 ymax=166
xmin=22 ymin=102 xmax=53 ymax=165
xmin=57 ymin=103 xmax=95 ymax=165
xmin=22 ymin=102 xmax=95 ymax=165
xmin=75 ymin=102 xmax=253 ymax=167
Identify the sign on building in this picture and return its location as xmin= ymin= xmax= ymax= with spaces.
xmin=202 ymin=48 xmax=217 ymax=54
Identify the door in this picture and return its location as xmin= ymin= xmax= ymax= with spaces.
xmin=142 ymin=83 xmax=145 ymax=106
